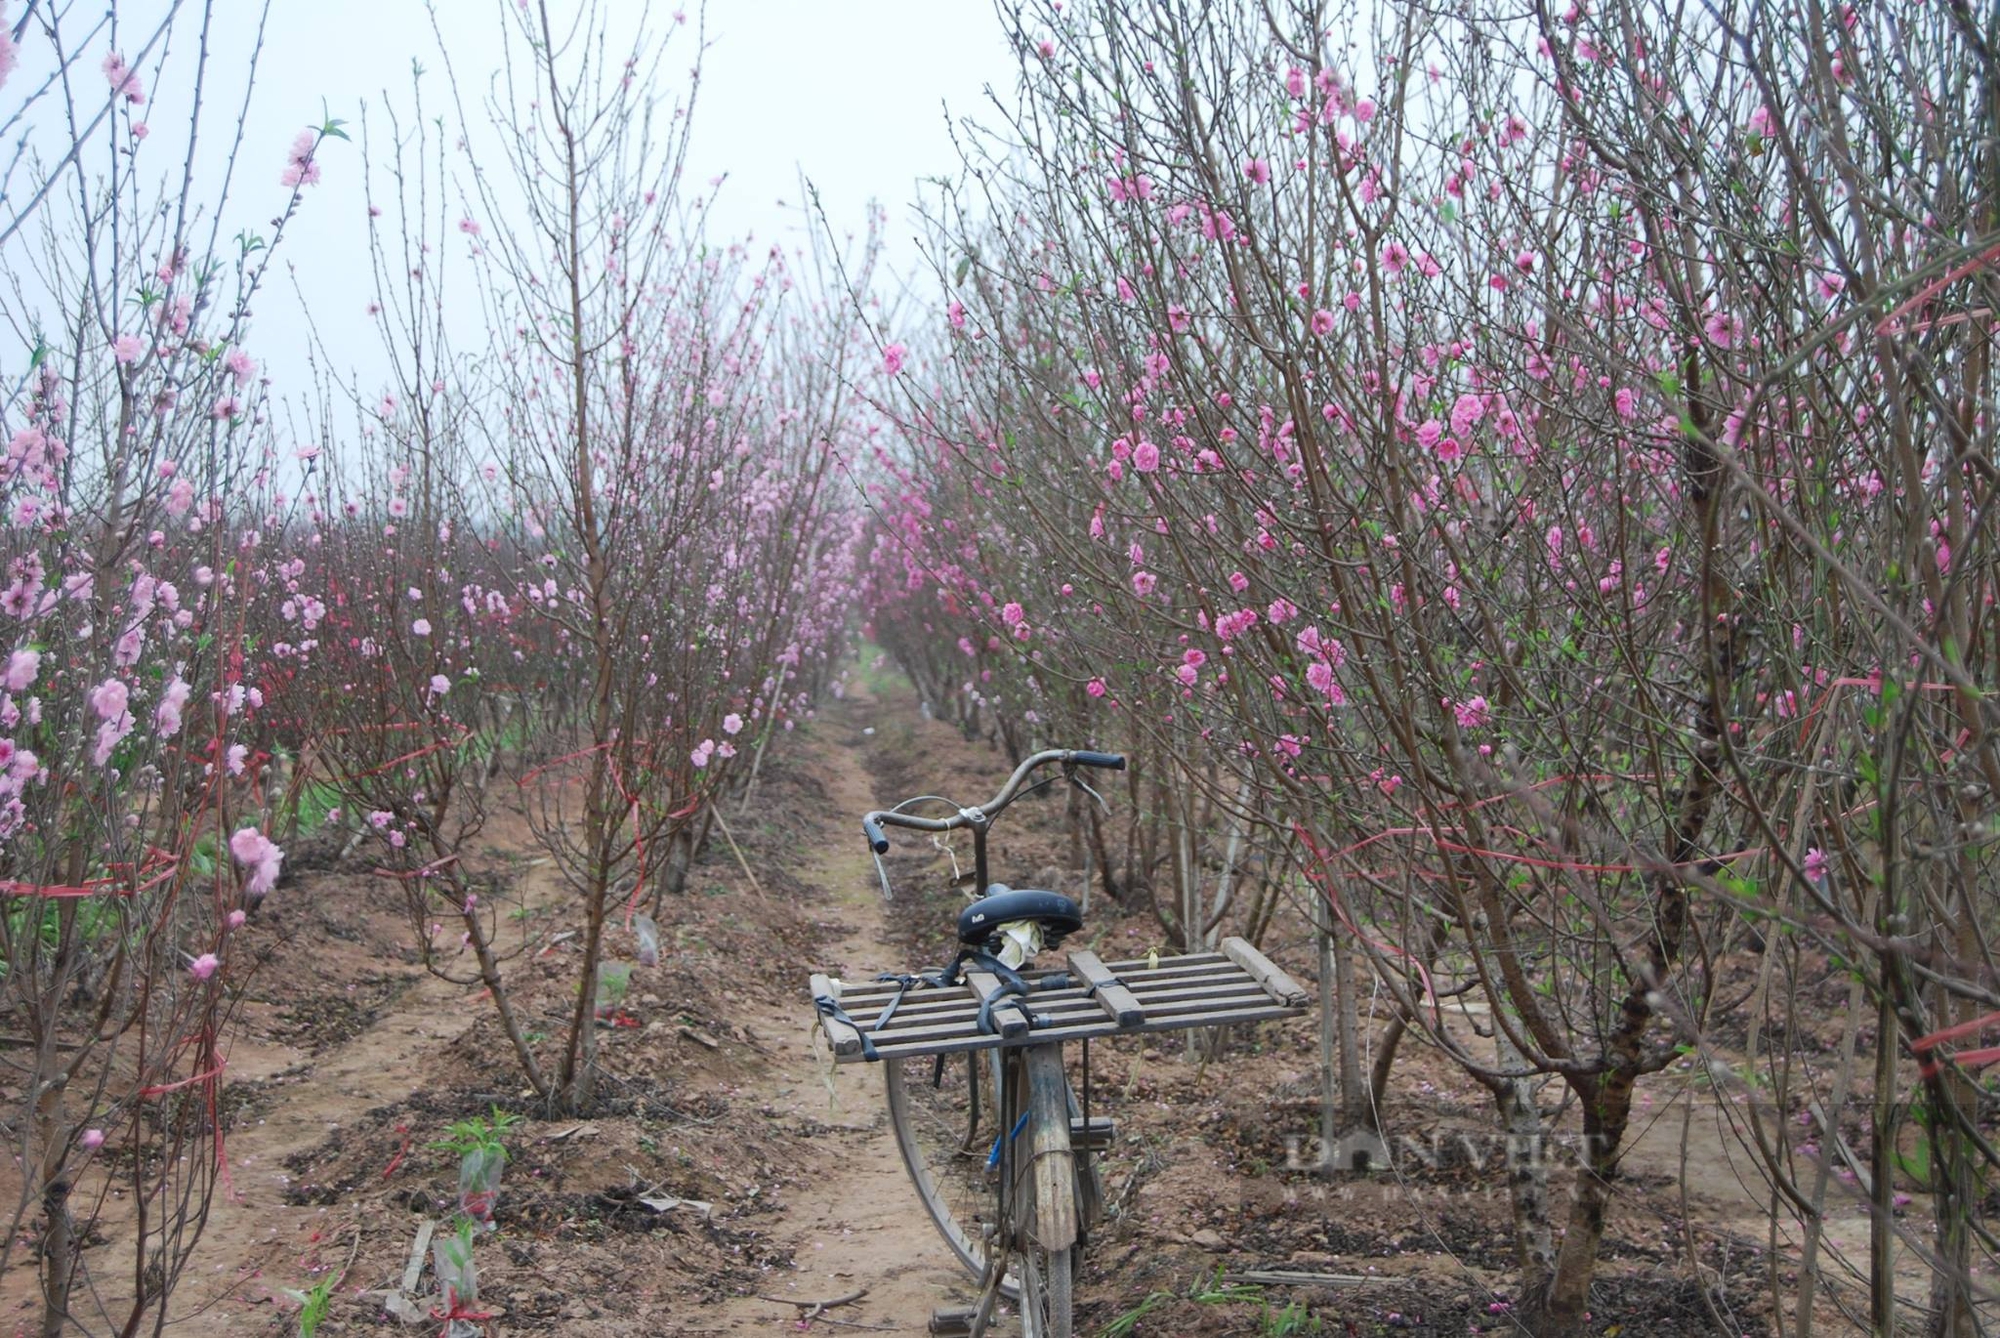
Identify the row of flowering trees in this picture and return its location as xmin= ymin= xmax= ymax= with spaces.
xmin=862 ymin=0 xmax=2000 ymax=1333
xmin=0 ymin=3 xmax=862 ymax=1332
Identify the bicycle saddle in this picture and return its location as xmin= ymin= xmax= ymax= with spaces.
xmin=957 ymin=884 xmax=1082 ymax=948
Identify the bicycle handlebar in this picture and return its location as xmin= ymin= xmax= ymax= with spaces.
xmin=861 ymin=747 xmax=1125 ymax=853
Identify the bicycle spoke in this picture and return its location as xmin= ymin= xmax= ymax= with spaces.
xmin=885 ymin=1053 xmax=1017 ymax=1296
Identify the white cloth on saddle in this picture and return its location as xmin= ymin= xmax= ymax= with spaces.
xmin=994 ymin=919 xmax=1044 ymax=969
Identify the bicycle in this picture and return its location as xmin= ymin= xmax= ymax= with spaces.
xmin=809 ymin=748 xmax=1309 ymax=1338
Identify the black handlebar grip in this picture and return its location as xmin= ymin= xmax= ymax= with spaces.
xmin=1071 ymin=751 xmax=1127 ymax=771
xmin=862 ymin=815 xmax=890 ymax=854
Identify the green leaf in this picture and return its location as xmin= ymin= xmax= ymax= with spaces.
xmin=318 ymin=99 xmax=351 ymax=141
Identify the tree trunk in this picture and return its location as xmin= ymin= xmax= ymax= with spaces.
xmin=1364 ymin=915 xmax=1447 ymax=1137
xmin=35 ymin=1075 xmax=74 ymax=1338
xmin=1317 ymin=917 xmax=1339 ymax=1171
xmin=1529 ymin=595 xmax=1736 ymax=1331
xmin=1315 ymin=889 xmax=1366 ymax=1168
xmin=1065 ymin=785 xmax=1085 ymax=894
xmin=1175 ymin=790 xmax=1201 ymax=1058
xmin=1330 ymin=920 xmax=1363 ymax=1122
xmin=670 ymin=825 xmax=696 ymax=898
xmin=1870 ymin=990 xmax=1898 ymax=1336
xmin=461 ymin=891 xmax=549 ymax=1099
xmin=1203 ymin=775 xmax=1252 ymax=945
xmin=1925 ymin=1057 xmax=1980 ymax=1337
xmin=1531 ymin=1089 xmax=1624 ymax=1335
xmin=1085 ymin=799 xmax=1122 ymax=905
xmin=1493 ymin=1021 xmax=1555 ymax=1300
xmin=1366 ymin=1014 xmax=1407 ymax=1134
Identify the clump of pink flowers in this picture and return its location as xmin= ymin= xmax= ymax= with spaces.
xmin=102 ymin=51 xmax=145 ymax=104
xmin=281 ymin=129 xmax=322 ymax=188
xmin=229 ymin=826 xmax=284 ymax=901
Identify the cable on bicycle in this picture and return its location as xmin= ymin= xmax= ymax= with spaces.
xmin=1009 ymin=1142 xmax=1076 ymax=1191
xmin=812 ymin=992 xmax=879 ymax=1061
xmin=870 ymin=969 xmax=955 ymax=1031
xmin=933 ymin=948 xmax=1068 ymax=1037
xmin=975 ymin=975 xmax=1027 ymax=1038
xmin=987 ymin=1111 xmax=1032 ymax=1170
xmin=822 ymin=951 xmax=1083 ymax=1066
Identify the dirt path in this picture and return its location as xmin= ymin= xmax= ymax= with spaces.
xmin=169 ymin=837 xmax=575 ymax=1331
xmin=147 ymin=678 xmax=976 ymax=1337
xmin=700 ymin=683 xmax=976 ymax=1335
xmin=22 ymin=661 xmax=1836 ymax=1337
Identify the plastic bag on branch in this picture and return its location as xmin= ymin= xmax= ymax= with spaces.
xmin=633 ymin=914 xmax=660 ymax=968
xmin=431 ymin=1222 xmax=485 ymax=1336
xmin=594 ymin=961 xmax=635 ymax=1024
xmin=456 ymin=1145 xmax=506 ymax=1231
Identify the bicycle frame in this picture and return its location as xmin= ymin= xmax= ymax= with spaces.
xmin=952 ymin=1042 xmax=1079 ymax=1338
xmin=859 ymin=745 xmax=1124 ymax=1338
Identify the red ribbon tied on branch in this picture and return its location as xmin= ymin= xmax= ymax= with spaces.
xmin=430 ymin=1290 xmax=495 ymax=1336
xmin=1909 ymin=1010 xmax=2000 ymax=1080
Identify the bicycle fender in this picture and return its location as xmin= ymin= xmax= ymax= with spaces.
xmin=1022 ymin=1045 xmax=1079 ymax=1251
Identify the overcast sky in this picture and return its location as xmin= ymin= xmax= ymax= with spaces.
xmin=7 ymin=1 xmax=1023 ymax=411
xmin=295 ymin=1 xmax=1019 ymax=391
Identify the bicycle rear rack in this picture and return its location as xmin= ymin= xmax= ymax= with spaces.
xmin=811 ymin=937 xmax=1308 ymax=1063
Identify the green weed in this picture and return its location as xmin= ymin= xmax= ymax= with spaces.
xmin=1098 ymin=1290 xmax=1176 ymax=1337
xmin=282 ymin=1274 xmax=336 ymax=1337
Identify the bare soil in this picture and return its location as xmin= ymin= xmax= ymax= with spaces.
xmin=0 ymin=663 xmax=1901 ymax=1336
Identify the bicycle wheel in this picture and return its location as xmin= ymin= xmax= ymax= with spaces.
xmin=1015 ymin=1045 xmax=1077 ymax=1338
xmin=884 ymin=1051 xmax=1016 ymax=1295
xmin=1019 ymin=1239 xmax=1073 ymax=1338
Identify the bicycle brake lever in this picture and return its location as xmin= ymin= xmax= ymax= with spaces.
xmin=870 ymin=848 xmax=894 ymax=903
xmin=928 ymin=832 xmax=963 ymax=887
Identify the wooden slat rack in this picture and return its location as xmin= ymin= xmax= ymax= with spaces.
xmin=812 ymin=936 xmax=1308 ymax=1064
